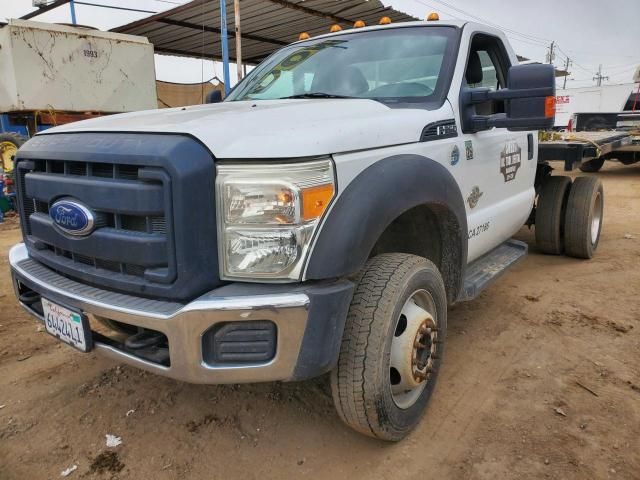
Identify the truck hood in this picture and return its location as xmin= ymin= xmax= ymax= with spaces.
xmin=41 ymin=99 xmax=439 ymax=158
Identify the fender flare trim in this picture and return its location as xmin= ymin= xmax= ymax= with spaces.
xmin=306 ymin=154 xmax=467 ymax=301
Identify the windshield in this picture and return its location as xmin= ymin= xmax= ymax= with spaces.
xmin=227 ymin=26 xmax=458 ymax=104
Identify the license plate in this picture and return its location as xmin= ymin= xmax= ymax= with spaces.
xmin=42 ymin=298 xmax=92 ymax=352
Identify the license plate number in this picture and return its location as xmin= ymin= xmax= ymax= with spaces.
xmin=42 ymin=298 xmax=92 ymax=352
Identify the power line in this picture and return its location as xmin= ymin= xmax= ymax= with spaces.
xmin=425 ymin=0 xmax=551 ymax=45
xmin=73 ymin=1 xmax=157 ymax=14
xmin=410 ymin=0 xmax=632 ymax=82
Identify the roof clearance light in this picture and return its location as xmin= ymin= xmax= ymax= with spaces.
xmin=379 ymin=16 xmax=392 ymax=25
xmin=353 ymin=20 xmax=366 ymax=28
xmin=427 ymin=12 xmax=440 ymax=21
xmin=330 ymin=24 xmax=343 ymax=33
xmin=299 ymin=32 xmax=311 ymax=40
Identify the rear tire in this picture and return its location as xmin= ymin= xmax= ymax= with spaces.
xmin=564 ymin=176 xmax=604 ymax=259
xmin=579 ymin=157 xmax=605 ymax=173
xmin=535 ymin=176 xmax=572 ymax=255
xmin=330 ymin=253 xmax=447 ymax=441
xmin=0 ymin=132 xmax=26 ymax=172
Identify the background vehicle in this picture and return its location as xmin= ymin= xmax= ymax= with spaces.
xmin=9 ymin=19 xmax=604 ymax=441
xmin=540 ymin=113 xmax=640 ymax=172
xmin=555 ymin=82 xmax=639 ymax=129
xmin=0 ymin=19 xmax=157 ymax=202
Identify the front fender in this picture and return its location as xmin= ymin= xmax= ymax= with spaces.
xmin=306 ymin=154 xmax=468 ymax=300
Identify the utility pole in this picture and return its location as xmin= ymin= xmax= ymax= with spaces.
xmin=562 ymin=56 xmax=572 ymax=89
xmin=546 ymin=41 xmax=555 ymax=64
xmin=593 ymin=64 xmax=609 ymax=86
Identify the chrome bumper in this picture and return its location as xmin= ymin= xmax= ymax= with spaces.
xmin=9 ymin=243 xmax=352 ymax=384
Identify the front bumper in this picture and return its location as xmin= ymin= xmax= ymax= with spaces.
xmin=9 ymin=243 xmax=354 ymax=384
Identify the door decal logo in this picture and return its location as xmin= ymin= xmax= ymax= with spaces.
xmin=467 ymin=186 xmax=483 ymax=209
xmin=500 ymin=142 xmax=522 ymax=182
xmin=450 ymin=145 xmax=460 ymax=166
xmin=465 ymin=140 xmax=474 ymax=160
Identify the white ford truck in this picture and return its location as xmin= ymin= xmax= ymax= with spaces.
xmin=9 ymin=19 xmax=604 ymax=441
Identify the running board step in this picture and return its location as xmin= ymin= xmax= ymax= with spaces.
xmin=458 ymin=239 xmax=528 ymax=302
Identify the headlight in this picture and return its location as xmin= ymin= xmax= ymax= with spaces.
xmin=216 ymin=159 xmax=335 ymax=280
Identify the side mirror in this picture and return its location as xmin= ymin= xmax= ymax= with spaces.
xmin=460 ymin=63 xmax=556 ymax=133
xmin=206 ymin=90 xmax=223 ymax=104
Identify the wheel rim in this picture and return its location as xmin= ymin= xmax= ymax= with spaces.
xmin=389 ymin=289 xmax=438 ymax=409
xmin=591 ymin=191 xmax=603 ymax=245
xmin=0 ymin=141 xmax=17 ymax=172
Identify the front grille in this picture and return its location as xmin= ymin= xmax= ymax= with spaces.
xmin=18 ymin=159 xmax=169 ymax=283
xmin=15 ymin=132 xmax=221 ymax=301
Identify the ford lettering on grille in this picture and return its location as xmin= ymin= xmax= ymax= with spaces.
xmin=50 ymin=199 xmax=95 ymax=236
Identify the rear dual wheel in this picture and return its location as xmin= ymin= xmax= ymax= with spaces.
xmin=535 ymin=175 xmax=603 ymax=259
xmin=564 ymin=177 xmax=604 ymax=259
xmin=579 ymin=157 xmax=605 ymax=173
xmin=535 ymin=176 xmax=572 ymax=255
xmin=331 ymin=254 xmax=447 ymax=441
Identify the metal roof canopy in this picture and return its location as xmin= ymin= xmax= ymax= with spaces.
xmin=111 ymin=0 xmax=417 ymax=66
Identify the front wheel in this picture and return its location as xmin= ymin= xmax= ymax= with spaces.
xmin=330 ymin=254 xmax=447 ymax=441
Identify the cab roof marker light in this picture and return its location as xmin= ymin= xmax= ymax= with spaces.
xmin=379 ymin=16 xmax=392 ymax=25
xmin=427 ymin=12 xmax=440 ymax=21
xmin=298 ymin=32 xmax=311 ymax=40
xmin=353 ymin=20 xmax=366 ymax=28
xmin=330 ymin=24 xmax=343 ymax=33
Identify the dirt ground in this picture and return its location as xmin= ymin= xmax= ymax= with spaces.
xmin=0 ymin=162 xmax=638 ymax=480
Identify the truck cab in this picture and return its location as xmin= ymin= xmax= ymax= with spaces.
xmin=9 ymin=19 xmax=602 ymax=441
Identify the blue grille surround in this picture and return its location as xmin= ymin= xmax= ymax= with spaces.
xmin=15 ymin=133 xmax=221 ymax=301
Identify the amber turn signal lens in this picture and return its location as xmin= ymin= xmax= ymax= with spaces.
xmin=545 ymin=96 xmax=556 ymax=118
xmin=330 ymin=24 xmax=343 ymax=33
xmin=298 ymin=32 xmax=311 ymax=40
xmin=379 ymin=16 xmax=392 ymax=25
xmin=427 ymin=12 xmax=439 ymax=21
xmin=302 ymin=184 xmax=334 ymax=221
xmin=353 ymin=20 xmax=366 ymax=28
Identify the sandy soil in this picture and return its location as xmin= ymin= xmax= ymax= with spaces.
xmin=0 ymin=162 xmax=638 ymax=480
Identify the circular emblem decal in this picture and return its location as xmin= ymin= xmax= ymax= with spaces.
xmin=450 ymin=145 xmax=460 ymax=166
xmin=50 ymin=198 xmax=95 ymax=236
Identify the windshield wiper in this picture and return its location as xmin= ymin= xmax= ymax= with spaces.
xmin=279 ymin=92 xmax=356 ymax=100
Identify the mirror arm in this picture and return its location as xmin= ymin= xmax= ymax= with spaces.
xmin=472 ymin=113 xmax=553 ymax=131
xmin=468 ymin=86 xmax=555 ymax=103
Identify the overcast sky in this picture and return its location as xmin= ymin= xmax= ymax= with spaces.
xmin=2 ymin=0 xmax=639 ymax=88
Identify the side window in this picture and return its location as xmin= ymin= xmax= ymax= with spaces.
xmin=465 ymin=35 xmax=510 ymax=115
xmin=475 ymin=50 xmax=500 ymax=90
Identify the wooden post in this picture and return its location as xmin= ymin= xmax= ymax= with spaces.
xmin=234 ymin=0 xmax=243 ymax=82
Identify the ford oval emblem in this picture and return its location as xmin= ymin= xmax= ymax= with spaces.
xmin=50 ymin=198 xmax=95 ymax=236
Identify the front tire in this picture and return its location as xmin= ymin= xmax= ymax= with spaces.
xmin=330 ymin=254 xmax=447 ymax=441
